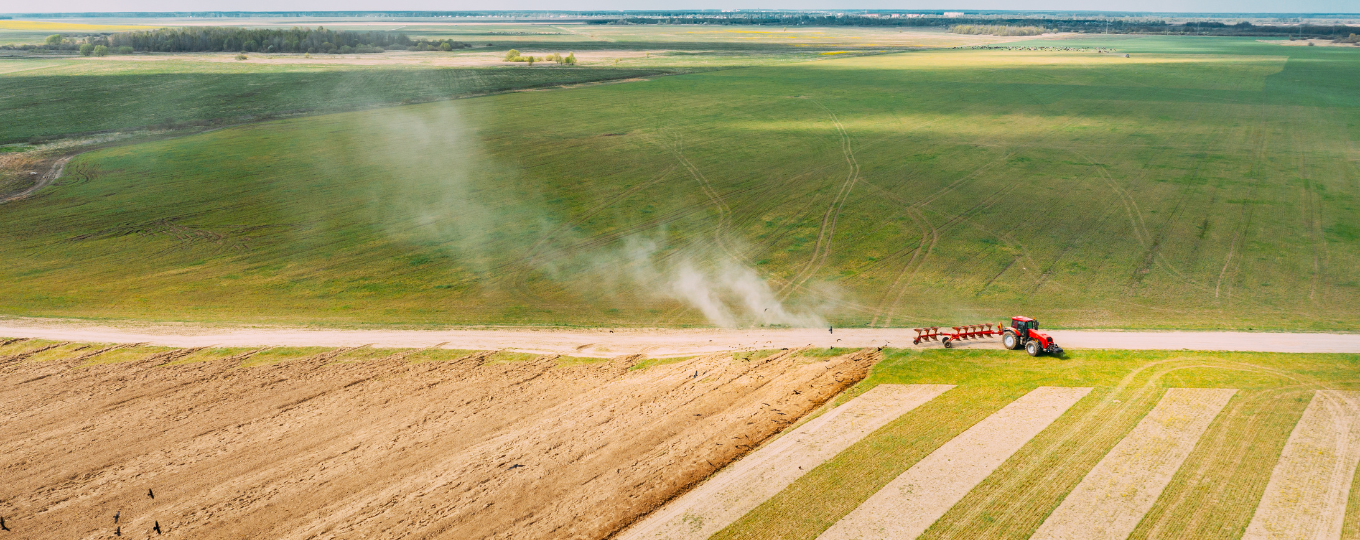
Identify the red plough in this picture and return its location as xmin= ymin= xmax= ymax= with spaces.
xmin=913 ymin=323 xmax=1005 ymax=348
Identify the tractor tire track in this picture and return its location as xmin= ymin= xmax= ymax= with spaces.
xmin=780 ymin=103 xmax=862 ymax=298
xmin=0 ymin=155 xmax=74 ymax=205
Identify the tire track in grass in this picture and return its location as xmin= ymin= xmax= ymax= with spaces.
xmin=780 ymin=103 xmax=861 ymax=298
xmin=1028 ymin=388 xmax=1237 ymax=540
xmin=866 ymin=153 xmax=1014 ymax=327
xmin=1079 ymin=152 xmax=1210 ymax=296
xmin=1128 ymin=387 xmax=1311 ymax=540
xmin=1242 ymin=390 xmax=1360 ymax=540
xmin=710 ymin=385 xmax=1031 ymax=540
xmin=1289 ymin=106 xmax=1327 ymax=304
xmin=818 ymin=386 xmax=1091 ymax=540
xmin=1216 ymin=108 xmax=1269 ymax=301
xmin=617 ymin=384 xmax=953 ymax=540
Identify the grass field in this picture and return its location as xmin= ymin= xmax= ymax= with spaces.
xmin=0 ymin=59 xmax=680 ymax=143
xmin=1 ymin=33 xmax=1358 ymax=329
xmin=712 ymin=347 xmax=1360 ymax=539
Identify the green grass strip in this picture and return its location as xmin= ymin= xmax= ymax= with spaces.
xmin=919 ymin=385 xmax=1159 ymax=539
xmin=711 ymin=385 xmax=1028 ymax=540
xmin=1129 ymin=388 xmax=1310 ymax=540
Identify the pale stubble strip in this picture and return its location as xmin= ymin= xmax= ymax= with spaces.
xmin=617 ymin=383 xmax=955 ymax=540
xmin=1242 ymin=390 xmax=1360 ymax=540
xmin=818 ymin=386 xmax=1093 ymax=540
xmin=1029 ymin=387 xmax=1237 ymax=540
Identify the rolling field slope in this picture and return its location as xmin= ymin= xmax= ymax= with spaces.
xmin=2 ymin=36 xmax=1358 ymax=329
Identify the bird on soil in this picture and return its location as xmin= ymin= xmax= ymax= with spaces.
xmin=1 ymin=516 xmax=8 ymax=531
xmin=828 ymin=325 xmax=833 ymax=334
xmin=153 ymin=521 xmax=162 ymax=534
xmin=507 ymin=463 xmax=523 ymax=470
xmin=114 ymin=511 xmax=120 ymax=524
xmin=114 ymin=526 xmax=121 ymax=537
xmin=147 ymin=489 xmax=154 ymax=499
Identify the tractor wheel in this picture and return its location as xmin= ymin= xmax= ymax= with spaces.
xmin=1003 ymin=333 xmax=1018 ymax=350
xmin=942 ymin=337 xmax=953 ymax=349
xmin=1025 ymin=341 xmax=1041 ymax=357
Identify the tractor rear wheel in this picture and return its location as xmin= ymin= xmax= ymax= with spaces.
xmin=942 ymin=337 xmax=953 ymax=348
xmin=1003 ymin=333 xmax=1019 ymax=350
xmin=1026 ymin=341 xmax=1040 ymax=356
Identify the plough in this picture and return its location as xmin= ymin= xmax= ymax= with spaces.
xmin=913 ymin=316 xmax=1064 ymax=356
xmin=912 ymin=324 xmax=1004 ymax=348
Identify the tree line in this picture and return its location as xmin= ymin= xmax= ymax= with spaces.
xmin=949 ymin=25 xmax=1046 ymax=36
xmin=7 ymin=27 xmax=472 ymax=54
xmin=585 ymin=15 xmax=1359 ymax=39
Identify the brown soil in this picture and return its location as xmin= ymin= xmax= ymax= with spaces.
xmin=0 ymin=346 xmax=876 ymax=539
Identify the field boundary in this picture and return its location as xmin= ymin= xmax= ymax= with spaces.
xmin=617 ymin=383 xmax=953 ymax=540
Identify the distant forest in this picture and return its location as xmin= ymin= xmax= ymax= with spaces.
xmin=105 ymin=27 xmax=470 ymax=53
xmin=6 ymin=27 xmax=471 ymax=54
xmin=587 ymin=15 xmax=1360 ymax=39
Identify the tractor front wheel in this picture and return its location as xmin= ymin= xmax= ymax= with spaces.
xmin=1003 ymin=333 xmax=1019 ymax=350
xmin=1026 ymin=341 xmax=1041 ymax=357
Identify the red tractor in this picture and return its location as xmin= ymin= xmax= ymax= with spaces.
xmin=1002 ymin=316 xmax=1063 ymax=356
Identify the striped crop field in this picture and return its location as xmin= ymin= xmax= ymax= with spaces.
xmin=626 ymin=347 xmax=1360 ymax=540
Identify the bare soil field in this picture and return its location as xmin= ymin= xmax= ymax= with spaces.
xmin=0 ymin=342 xmax=876 ymax=539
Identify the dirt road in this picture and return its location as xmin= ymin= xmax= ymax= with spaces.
xmin=0 ymin=155 xmax=71 ymax=204
xmin=0 ymin=345 xmax=875 ymax=539
xmin=0 ymin=319 xmax=1355 ymax=355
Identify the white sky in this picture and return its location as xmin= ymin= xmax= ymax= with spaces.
xmin=0 ymin=0 xmax=1355 ymax=14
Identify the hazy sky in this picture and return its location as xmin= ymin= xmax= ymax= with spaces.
xmin=2 ymin=0 xmax=1356 ymax=13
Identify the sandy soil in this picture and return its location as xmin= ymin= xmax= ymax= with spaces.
xmin=0 ymin=319 xmax=1356 ymax=356
xmin=617 ymin=383 xmax=953 ymax=540
xmin=1029 ymin=388 xmax=1236 ymax=540
xmin=819 ymin=386 xmax=1091 ymax=540
xmin=0 ymin=345 xmax=876 ymax=539
xmin=1242 ymin=390 xmax=1360 ymax=540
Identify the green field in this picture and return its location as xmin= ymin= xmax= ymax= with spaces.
xmin=717 ymin=346 xmax=1360 ymax=539
xmin=0 ymin=58 xmax=681 ymax=143
xmin=1 ymin=33 xmax=1358 ymax=329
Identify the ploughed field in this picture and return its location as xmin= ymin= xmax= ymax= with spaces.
xmin=0 ymin=337 xmax=874 ymax=539
xmin=3 ymin=36 xmax=1358 ymax=329
xmin=5 ymin=339 xmax=1359 ymax=539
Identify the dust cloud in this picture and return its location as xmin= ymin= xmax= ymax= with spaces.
xmin=356 ymin=101 xmax=830 ymax=328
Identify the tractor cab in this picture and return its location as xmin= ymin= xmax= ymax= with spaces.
xmin=1011 ymin=316 xmax=1038 ymax=332
xmin=1003 ymin=316 xmax=1063 ymax=357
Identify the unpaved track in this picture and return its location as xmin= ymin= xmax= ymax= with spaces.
xmin=1242 ymin=390 xmax=1360 ymax=540
xmin=819 ymin=386 xmax=1091 ymax=540
xmin=1029 ymin=388 xmax=1237 ymax=540
xmin=0 ymin=347 xmax=876 ymax=539
xmin=0 ymin=155 xmax=72 ymax=204
xmin=618 ymin=383 xmax=953 ymax=540
xmin=0 ymin=319 xmax=1356 ymax=355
